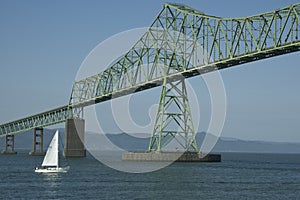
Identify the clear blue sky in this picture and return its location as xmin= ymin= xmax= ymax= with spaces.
xmin=0 ymin=0 xmax=299 ymax=143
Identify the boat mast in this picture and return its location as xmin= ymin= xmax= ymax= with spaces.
xmin=56 ymin=131 xmax=59 ymax=169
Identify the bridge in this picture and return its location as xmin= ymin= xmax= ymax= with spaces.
xmin=1 ymin=3 xmax=300 ymax=156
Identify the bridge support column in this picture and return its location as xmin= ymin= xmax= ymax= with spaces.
xmin=29 ymin=128 xmax=45 ymax=156
xmin=63 ymin=118 xmax=86 ymax=157
xmin=148 ymin=77 xmax=199 ymax=152
xmin=123 ymin=77 xmax=221 ymax=162
xmin=2 ymin=135 xmax=17 ymax=154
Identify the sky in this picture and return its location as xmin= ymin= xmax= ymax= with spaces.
xmin=0 ymin=0 xmax=299 ymax=143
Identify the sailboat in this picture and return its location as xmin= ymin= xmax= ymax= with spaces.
xmin=35 ymin=130 xmax=69 ymax=173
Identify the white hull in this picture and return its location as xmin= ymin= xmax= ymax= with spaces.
xmin=35 ymin=166 xmax=69 ymax=173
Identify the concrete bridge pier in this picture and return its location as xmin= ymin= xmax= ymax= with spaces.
xmin=2 ymin=135 xmax=17 ymax=154
xmin=29 ymin=127 xmax=45 ymax=156
xmin=63 ymin=118 xmax=86 ymax=157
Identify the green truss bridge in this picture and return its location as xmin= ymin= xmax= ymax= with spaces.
xmin=1 ymin=3 xmax=300 ymax=156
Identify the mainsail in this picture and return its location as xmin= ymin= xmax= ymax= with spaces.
xmin=41 ymin=130 xmax=59 ymax=167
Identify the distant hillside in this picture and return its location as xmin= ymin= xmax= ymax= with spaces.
xmin=196 ymin=132 xmax=300 ymax=154
xmin=1 ymin=130 xmax=300 ymax=154
xmin=96 ymin=132 xmax=300 ymax=154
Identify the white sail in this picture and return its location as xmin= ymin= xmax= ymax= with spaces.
xmin=42 ymin=130 xmax=59 ymax=167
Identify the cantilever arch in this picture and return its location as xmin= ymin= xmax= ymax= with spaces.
xmin=63 ymin=118 xmax=86 ymax=157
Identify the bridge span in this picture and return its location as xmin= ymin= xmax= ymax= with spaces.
xmin=1 ymin=3 xmax=300 ymax=156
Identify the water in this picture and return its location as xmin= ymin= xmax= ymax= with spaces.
xmin=0 ymin=151 xmax=299 ymax=199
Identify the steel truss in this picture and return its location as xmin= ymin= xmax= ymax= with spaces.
xmin=0 ymin=106 xmax=82 ymax=137
xmin=148 ymin=77 xmax=198 ymax=152
xmin=69 ymin=3 xmax=300 ymax=108
xmin=1 ymin=3 xmax=300 ymax=137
